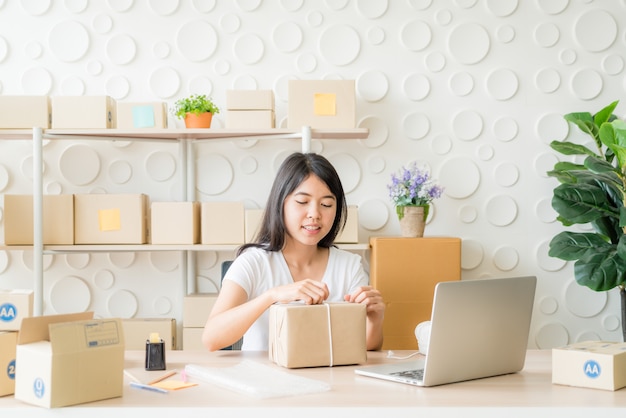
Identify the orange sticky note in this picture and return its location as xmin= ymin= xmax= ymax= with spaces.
xmin=98 ymin=208 xmax=121 ymax=231
xmin=314 ymin=93 xmax=336 ymax=116
xmin=153 ymin=380 xmax=198 ymax=390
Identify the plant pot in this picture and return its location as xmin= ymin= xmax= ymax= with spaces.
xmin=397 ymin=205 xmax=427 ymax=238
xmin=184 ymin=112 xmax=213 ymax=128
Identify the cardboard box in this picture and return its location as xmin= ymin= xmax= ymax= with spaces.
xmin=183 ymin=293 xmax=218 ymax=328
xmin=116 ymin=101 xmax=168 ymax=129
xmin=15 ymin=312 xmax=124 ymax=408
xmin=51 ymin=96 xmax=116 ymax=129
xmin=0 ymin=289 xmax=33 ymax=331
xmin=122 ymin=318 xmax=176 ymax=350
xmin=3 ymin=194 xmax=74 ymax=245
xmin=226 ymin=90 xmax=275 ymax=110
xmin=244 ymin=208 xmax=264 ymax=243
xmin=0 ymin=95 xmax=50 ymax=128
xmin=150 ymin=201 xmax=200 ymax=244
xmin=201 ymin=202 xmax=244 ymax=245
xmin=182 ymin=327 xmax=204 ymax=351
xmin=288 ymin=80 xmax=355 ymax=129
xmin=74 ymin=194 xmax=148 ymax=244
xmin=268 ymin=302 xmax=366 ymax=368
xmin=552 ymin=341 xmax=626 ymax=391
xmin=226 ymin=110 xmax=275 ymax=129
xmin=0 ymin=331 xmax=17 ymax=396
xmin=334 ymin=205 xmax=358 ymax=243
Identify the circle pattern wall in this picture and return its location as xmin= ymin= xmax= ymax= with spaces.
xmin=1 ymin=0 xmax=625 ymax=348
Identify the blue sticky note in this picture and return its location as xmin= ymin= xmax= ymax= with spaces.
xmin=132 ymin=105 xmax=155 ymax=128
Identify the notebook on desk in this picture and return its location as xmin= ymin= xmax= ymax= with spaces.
xmin=355 ymin=275 xmax=537 ymax=387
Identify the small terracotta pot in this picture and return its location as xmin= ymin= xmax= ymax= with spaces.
xmin=184 ymin=112 xmax=213 ymax=128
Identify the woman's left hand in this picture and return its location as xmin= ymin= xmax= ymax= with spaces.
xmin=344 ymin=286 xmax=385 ymax=318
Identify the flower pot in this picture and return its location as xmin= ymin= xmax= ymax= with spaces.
xmin=397 ymin=205 xmax=427 ymax=238
xmin=184 ymin=112 xmax=213 ymax=128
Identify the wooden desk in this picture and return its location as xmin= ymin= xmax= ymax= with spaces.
xmin=1 ymin=350 xmax=625 ymax=417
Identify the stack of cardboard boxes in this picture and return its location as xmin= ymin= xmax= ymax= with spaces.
xmin=225 ymin=90 xmax=275 ymax=129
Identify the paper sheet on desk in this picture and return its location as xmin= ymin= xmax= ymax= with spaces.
xmin=184 ymin=360 xmax=331 ymax=399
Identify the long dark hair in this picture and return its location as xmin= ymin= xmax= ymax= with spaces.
xmin=237 ymin=152 xmax=347 ymax=255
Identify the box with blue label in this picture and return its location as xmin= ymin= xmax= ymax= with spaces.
xmin=0 ymin=289 xmax=33 ymax=331
xmin=552 ymin=340 xmax=626 ymax=391
xmin=15 ymin=312 xmax=125 ymax=408
xmin=0 ymin=331 xmax=17 ymax=396
xmin=116 ymin=101 xmax=168 ymax=129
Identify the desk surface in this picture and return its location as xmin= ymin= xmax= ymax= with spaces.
xmin=2 ymin=349 xmax=625 ymax=417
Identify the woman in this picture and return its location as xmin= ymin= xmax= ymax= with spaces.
xmin=202 ymin=152 xmax=385 ymax=351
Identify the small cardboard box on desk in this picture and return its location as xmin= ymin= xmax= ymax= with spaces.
xmin=268 ymin=302 xmax=366 ymax=368
xmin=552 ymin=340 xmax=626 ymax=391
xmin=14 ymin=312 xmax=125 ymax=408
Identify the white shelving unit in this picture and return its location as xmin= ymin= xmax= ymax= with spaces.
xmin=1 ymin=127 xmax=369 ymax=317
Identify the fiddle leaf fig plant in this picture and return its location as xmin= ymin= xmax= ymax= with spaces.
xmin=547 ymin=100 xmax=626 ymax=341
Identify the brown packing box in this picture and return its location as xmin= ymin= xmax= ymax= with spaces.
xmin=150 ymin=201 xmax=200 ymax=244
xmin=369 ymin=237 xmax=461 ymax=350
xmin=116 ymin=101 xmax=168 ymax=129
xmin=51 ymin=95 xmax=116 ymax=129
xmin=182 ymin=327 xmax=204 ymax=350
xmin=226 ymin=90 xmax=275 ymax=110
xmin=122 ymin=318 xmax=176 ymax=350
xmin=0 ymin=95 xmax=50 ymax=128
xmin=244 ymin=208 xmax=264 ymax=243
xmin=183 ymin=294 xmax=218 ymax=328
xmin=288 ymin=80 xmax=355 ymax=129
xmin=552 ymin=341 xmax=626 ymax=391
xmin=14 ymin=312 xmax=125 ymax=408
xmin=201 ymin=201 xmax=244 ymax=245
xmin=3 ymin=194 xmax=74 ymax=245
xmin=0 ymin=331 xmax=17 ymax=396
xmin=0 ymin=289 xmax=33 ymax=331
xmin=268 ymin=302 xmax=366 ymax=368
xmin=334 ymin=205 xmax=358 ymax=243
xmin=226 ymin=110 xmax=275 ymax=129
xmin=74 ymin=193 xmax=149 ymax=244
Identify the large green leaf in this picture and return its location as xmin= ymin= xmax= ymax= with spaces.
xmin=599 ymin=121 xmax=626 ymax=169
xmin=574 ymin=247 xmax=626 ymax=291
xmin=548 ymin=231 xmax=610 ymax=261
xmin=549 ymin=140 xmax=598 ymax=157
xmin=593 ymin=100 xmax=619 ymax=126
xmin=552 ymin=182 xmax=619 ymax=224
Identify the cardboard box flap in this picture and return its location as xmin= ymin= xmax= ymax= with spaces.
xmin=50 ymin=318 xmax=124 ymax=353
xmin=17 ymin=312 xmax=94 ymax=345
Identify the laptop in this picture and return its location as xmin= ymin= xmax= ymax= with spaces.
xmin=355 ymin=275 xmax=536 ymax=387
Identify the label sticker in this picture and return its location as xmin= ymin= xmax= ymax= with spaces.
xmin=0 ymin=303 xmax=16 ymax=322
xmin=314 ymin=93 xmax=336 ymax=116
xmin=98 ymin=208 xmax=121 ymax=232
xmin=583 ymin=360 xmax=601 ymax=379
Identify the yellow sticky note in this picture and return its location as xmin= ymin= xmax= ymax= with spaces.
xmin=314 ymin=93 xmax=336 ymax=116
xmin=98 ymin=208 xmax=121 ymax=231
xmin=153 ymin=380 xmax=198 ymax=391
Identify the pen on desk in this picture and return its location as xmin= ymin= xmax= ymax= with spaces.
xmin=148 ymin=369 xmax=177 ymax=385
xmin=130 ymin=381 xmax=169 ymax=394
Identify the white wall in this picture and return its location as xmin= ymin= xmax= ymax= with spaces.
xmin=0 ymin=0 xmax=624 ymax=348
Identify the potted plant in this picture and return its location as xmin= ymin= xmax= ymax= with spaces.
xmin=172 ymin=94 xmax=220 ymax=128
xmin=387 ymin=162 xmax=444 ymax=237
xmin=547 ymin=100 xmax=626 ymax=341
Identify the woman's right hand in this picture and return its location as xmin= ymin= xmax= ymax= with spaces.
xmin=270 ymin=279 xmax=329 ymax=305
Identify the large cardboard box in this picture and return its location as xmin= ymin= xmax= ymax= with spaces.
xmin=0 ymin=289 xmax=33 ymax=331
xmin=183 ymin=293 xmax=218 ymax=328
xmin=15 ymin=312 xmax=125 ymax=408
xmin=150 ymin=201 xmax=200 ymax=244
xmin=51 ymin=95 xmax=116 ymax=129
xmin=369 ymin=237 xmax=461 ymax=350
xmin=334 ymin=205 xmax=358 ymax=244
xmin=226 ymin=90 xmax=274 ymax=110
xmin=552 ymin=341 xmax=626 ymax=391
xmin=122 ymin=318 xmax=176 ymax=350
xmin=3 ymin=194 xmax=74 ymax=245
xmin=244 ymin=208 xmax=264 ymax=243
xmin=288 ymin=80 xmax=355 ymax=129
xmin=0 ymin=331 xmax=17 ymax=396
xmin=268 ymin=302 xmax=366 ymax=368
xmin=226 ymin=110 xmax=275 ymax=129
xmin=182 ymin=327 xmax=204 ymax=351
xmin=0 ymin=95 xmax=50 ymax=128
xmin=201 ymin=201 xmax=244 ymax=245
xmin=116 ymin=101 xmax=168 ymax=129
xmin=74 ymin=194 xmax=148 ymax=244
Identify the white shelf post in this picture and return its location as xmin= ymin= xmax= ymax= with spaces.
xmin=33 ymin=127 xmax=43 ymax=316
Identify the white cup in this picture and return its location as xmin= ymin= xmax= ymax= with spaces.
xmin=414 ymin=321 xmax=432 ymax=355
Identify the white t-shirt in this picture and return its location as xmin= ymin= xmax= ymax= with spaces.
xmin=223 ymin=246 xmax=369 ymax=351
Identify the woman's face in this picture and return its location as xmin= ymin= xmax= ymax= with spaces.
xmin=283 ymin=174 xmax=337 ymax=246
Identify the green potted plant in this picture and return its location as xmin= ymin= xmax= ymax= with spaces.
xmin=172 ymin=94 xmax=220 ymax=128
xmin=547 ymin=100 xmax=626 ymax=341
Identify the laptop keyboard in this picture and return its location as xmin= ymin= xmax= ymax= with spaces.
xmin=390 ymin=369 xmax=424 ymax=381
